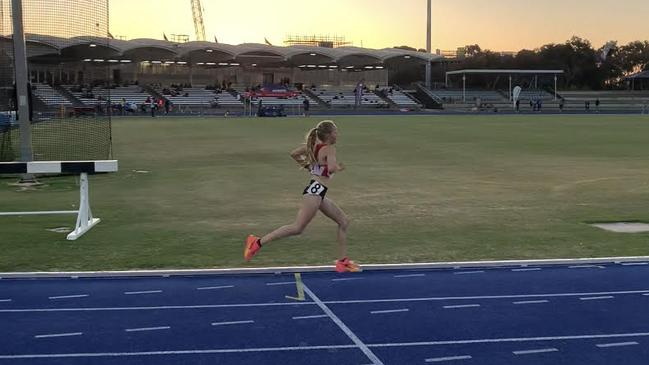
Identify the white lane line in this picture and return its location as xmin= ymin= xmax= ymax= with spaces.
xmin=621 ymin=262 xmax=648 ymax=266
xmin=0 ymin=299 xmax=11 ymax=303
xmin=124 ymin=290 xmax=162 ymax=295
xmin=394 ymin=274 xmax=426 ymax=278
xmin=368 ymin=332 xmax=649 ymax=348
xmin=332 ymin=277 xmax=364 ymax=282
xmin=48 ymin=294 xmax=89 ymax=300
xmin=0 ymin=345 xmax=359 ymax=359
xmin=512 ymin=268 xmax=541 ymax=272
xmin=4 ymin=332 xmax=649 ymax=359
xmin=3 ymin=289 xmax=648 ymax=314
xmin=579 ymin=296 xmax=614 ymax=301
xmin=324 ymin=289 xmax=649 ymax=305
xmin=266 ymin=282 xmax=294 ymax=286
xmin=569 ymin=265 xmax=604 ymax=269
xmin=211 ymin=320 xmax=254 ymax=326
xmin=302 ymin=283 xmax=385 ymax=365
xmin=370 ymin=309 xmax=409 ymax=315
xmin=513 ymin=348 xmax=558 ymax=355
xmin=292 ymin=315 xmax=329 ymax=320
xmin=453 ymin=271 xmax=484 ymax=275
xmin=443 ymin=304 xmax=480 ymax=309
xmin=197 ymin=285 xmax=234 ymax=290
xmin=425 ymin=355 xmax=472 ymax=362
xmin=643 ymin=293 xmax=649 ymax=296
xmin=0 ymin=302 xmax=314 ymax=313
xmin=34 ymin=332 xmax=83 ymax=339
xmin=596 ymin=341 xmax=639 ymax=348
xmin=513 ymin=300 xmax=549 ymax=305
xmin=125 ymin=326 xmax=170 ymax=332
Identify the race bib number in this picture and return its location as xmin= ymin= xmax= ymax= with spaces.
xmin=304 ymin=180 xmax=327 ymax=196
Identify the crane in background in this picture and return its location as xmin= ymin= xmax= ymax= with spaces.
xmin=190 ymin=0 xmax=206 ymax=41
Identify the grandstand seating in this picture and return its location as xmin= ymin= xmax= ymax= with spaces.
xmin=161 ymin=87 xmax=243 ymax=107
xmin=518 ymin=89 xmax=555 ymax=101
xmin=560 ymin=91 xmax=649 ymax=112
xmin=385 ymin=89 xmax=419 ymax=107
xmin=430 ymin=89 xmax=507 ymax=103
xmin=231 ymin=86 xmax=316 ymax=107
xmin=64 ymin=85 xmax=153 ymax=106
xmin=311 ymin=86 xmax=387 ymax=107
xmin=32 ymin=83 xmax=72 ymax=106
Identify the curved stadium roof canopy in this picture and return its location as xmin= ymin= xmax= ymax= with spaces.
xmin=2 ymin=35 xmax=442 ymax=68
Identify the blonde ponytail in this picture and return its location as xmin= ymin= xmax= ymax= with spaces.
xmin=304 ymin=128 xmax=318 ymax=165
xmin=304 ymin=120 xmax=337 ymax=166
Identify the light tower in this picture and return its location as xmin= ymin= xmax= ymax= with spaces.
xmin=190 ymin=0 xmax=206 ymax=41
xmin=425 ymin=0 xmax=432 ymax=89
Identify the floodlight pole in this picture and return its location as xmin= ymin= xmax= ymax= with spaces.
xmin=509 ymin=75 xmax=512 ymax=101
xmin=12 ymin=0 xmax=32 ymax=160
xmin=12 ymin=0 xmax=35 ymax=182
xmin=425 ymin=0 xmax=432 ymax=89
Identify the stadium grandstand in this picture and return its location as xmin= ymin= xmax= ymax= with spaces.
xmin=4 ymin=34 xmax=439 ymax=115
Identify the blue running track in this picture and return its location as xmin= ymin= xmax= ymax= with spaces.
xmin=1 ymin=262 xmax=648 ymax=364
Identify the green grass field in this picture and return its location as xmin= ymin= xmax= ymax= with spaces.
xmin=1 ymin=115 xmax=648 ymax=272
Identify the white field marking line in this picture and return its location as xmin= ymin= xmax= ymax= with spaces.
xmin=0 ymin=302 xmax=315 ymax=313
xmin=3 ymin=289 xmax=647 ymax=313
xmin=0 ymin=345 xmax=359 ymax=359
xmin=125 ymin=326 xmax=170 ymax=332
xmin=643 ymin=293 xmax=649 ymax=296
xmin=579 ymin=296 xmax=614 ymax=301
xmin=48 ymin=294 xmax=89 ymax=300
xmin=196 ymin=285 xmax=234 ymax=290
xmin=0 ymin=299 xmax=11 ymax=302
xmin=124 ymin=290 xmax=162 ymax=295
xmin=266 ymin=282 xmax=295 ymax=286
xmin=596 ymin=341 xmax=639 ymax=348
xmin=292 ymin=314 xmax=329 ymax=320
xmin=513 ymin=348 xmax=558 ymax=355
xmin=425 ymin=355 xmax=472 ymax=362
xmin=393 ymin=274 xmax=426 ymax=278
xmin=569 ymin=265 xmax=604 ymax=269
xmin=332 ymin=277 xmax=365 ymax=282
xmin=621 ymin=262 xmax=648 ymax=266
xmin=370 ymin=309 xmax=409 ymax=314
xmin=211 ymin=320 xmax=254 ymax=326
xmin=513 ymin=300 xmax=549 ymax=305
xmin=323 ymin=289 xmax=649 ymax=305
xmin=34 ymin=332 xmax=83 ymax=339
xmin=8 ymin=332 xmax=649 ymax=359
xmin=367 ymin=332 xmax=649 ymax=348
xmin=512 ymin=268 xmax=541 ymax=272
xmin=453 ymin=271 xmax=484 ymax=275
xmin=5 ymin=256 xmax=649 ymax=278
xmin=443 ymin=304 xmax=480 ymax=309
xmin=302 ymin=283 xmax=385 ymax=365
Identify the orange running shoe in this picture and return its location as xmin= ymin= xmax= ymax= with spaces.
xmin=244 ymin=235 xmax=261 ymax=261
xmin=335 ymin=257 xmax=361 ymax=273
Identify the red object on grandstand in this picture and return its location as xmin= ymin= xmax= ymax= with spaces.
xmin=243 ymin=85 xmax=299 ymax=98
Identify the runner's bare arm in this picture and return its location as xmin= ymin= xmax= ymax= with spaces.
xmin=290 ymin=144 xmax=309 ymax=169
xmin=324 ymin=146 xmax=345 ymax=173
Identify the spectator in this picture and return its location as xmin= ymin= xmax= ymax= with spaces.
xmin=559 ymin=98 xmax=565 ymax=112
xmin=303 ymin=98 xmax=310 ymax=117
xmin=595 ymin=98 xmax=600 ymax=113
xmin=150 ymin=97 xmax=156 ymax=117
xmin=164 ymin=99 xmax=171 ymax=114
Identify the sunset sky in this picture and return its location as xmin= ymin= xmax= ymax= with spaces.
xmin=109 ymin=0 xmax=649 ymax=51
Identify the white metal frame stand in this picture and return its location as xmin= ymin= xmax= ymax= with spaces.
xmin=0 ymin=160 xmax=118 ymax=240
